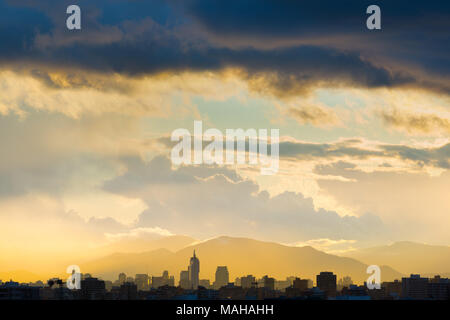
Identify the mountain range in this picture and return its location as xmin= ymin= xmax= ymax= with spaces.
xmin=342 ymin=241 xmax=450 ymax=276
xmin=81 ymin=236 xmax=403 ymax=284
xmin=4 ymin=236 xmax=449 ymax=284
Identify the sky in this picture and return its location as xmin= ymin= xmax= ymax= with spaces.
xmin=0 ymin=0 xmax=449 ymax=275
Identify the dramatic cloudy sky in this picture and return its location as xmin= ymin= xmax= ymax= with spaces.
xmin=0 ymin=0 xmax=449 ymax=272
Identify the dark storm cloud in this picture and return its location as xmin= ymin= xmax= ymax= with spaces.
xmin=0 ymin=1 xmax=52 ymax=57
xmin=36 ymin=44 xmax=415 ymax=94
xmin=0 ymin=0 xmax=448 ymax=94
xmin=185 ymin=0 xmax=450 ymax=76
xmin=185 ymin=0 xmax=449 ymax=37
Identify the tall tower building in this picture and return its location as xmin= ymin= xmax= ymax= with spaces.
xmin=189 ymin=250 xmax=200 ymax=290
xmin=316 ymin=272 xmax=337 ymax=297
xmin=135 ymin=274 xmax=149 ymax=291
xmin=118 ymin=273 xmax=126 ymax=285
xmin=263 ymin=275 xmax=275 ymax=291
xmin=214 ymin=266 xmax=229 ymax=289
xmin=401 ymin=274 xmax=428 ymax=299
xmin=240 ymin=275 xmax=256 ymax=289
xmin=179 ymin=270 xmax=190 ymax=289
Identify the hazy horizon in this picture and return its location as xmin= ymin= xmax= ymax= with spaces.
xmin=2 ymin=235 xmax=449 ymax=284
xmin=0 ymin=0 xmax=449 ymax=285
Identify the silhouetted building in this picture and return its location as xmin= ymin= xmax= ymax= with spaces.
xmin=213 ymin=266 xmax=229 ymax=289
xmin=276 ymin=277 xmax=295 ymax=291
xmin=285 ymin=278 xmax=308 ymax=298
xmin=367 ymin=287 xmax=388 ymax=300
xmin=240 ymin=275 xmax=256 ymax=289
xmin=304 ymin=287 xmax=326 ymax=300
xmin=198 ymin=286 xmax=218 ymax=300
xmin=199 ymin=279 xmax=211 ymax=289
xmin=339 ymin=285 xmax=370 ymax=300
xmin=401 ymin=274 xmax=428 ymax=300
xmin=0 ymin=281 xmax=40 ymax=300
xmin=382 ymin=280 xmax=402 ymax=299
xmin=135 ymin=274 xmax=149 ymax=291
xmin=337 ymin=276 xmax=353 ymax=291
xmin=118 ymin=273 xmax=126 ymax=286
xmin=152 ymin=271 xmax=174 ymax=288
xmin=179 ymin=270 xmax=190 ymax=289
xmin=154 ymin=285 xmax=183 ymax=300
xmin=119 ymin=282 xmax=137 ymax=300
xmin=262 ymin=275 xmax=275 ymax=291
xmin=104 ymin=280 xmax=113 ymax=292
xmin=219 ymin=284 xmax=245 ymax=300
xmin=189 ymin=250 xmax=200 ymax=289
xmin=427 ymin=275 xmax=449 ymax=300
xmin=40 ymin=285 xmax=74 ymax=300
xmin=293 ymin=278 xmax=309 ymax=291
xmin=316 ymin=272 xmax=337 ymax=297
xmin=81 ymin=277 xmax=106 ymax=300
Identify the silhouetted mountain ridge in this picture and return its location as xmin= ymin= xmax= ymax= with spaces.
xmin=344 ymin=241 xmax=450 ymax=275
xmin=96 ymin=235 xmax=197 ymax=255
xmin=82 ymin=236 xmax=403 ymax=284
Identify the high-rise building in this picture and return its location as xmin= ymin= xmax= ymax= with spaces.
xmin=189 ymin=250 xmax=200 ymax=290
xmin=118 ymin=273 xmax=126 ymax=286
xmin=0 ymin=282 xmax=40 ymax=300
xmin=152 ymin=271 xmax=174 ymax=288
xmin=135 ymin=274 xmax=149 ymax=291
xmin=199 ymin=279 xmax=211 ymax=289
xmin=179 ymin=270 xmax=190 ymax=289
xmin=427 ymin=275 xmax=449 ymax=300
xmin=337 ymin=284 xmax=371 ymax=300
xmin=401 ymin=274 xmax=428 ymax=299
xmin=240 ymin=275 xmax=256 ymax=289
xmin=275 ymin=277 xmax=296 ymax=290
xmin=213 ymin=266 xmax=229 ymax=289
xmin=119 ymin=282 xmax=137 ymax=300
xmin=293 ymin=278 xmax=309 ymax=291
xmin=337 ymin=276 xmax=353 ymax=290
xmin=316 ymin=272 xmax=337 ymax=297
xmin=262 ymin=275 xmax=275 ymax=291
xmin=104 ymin=280 xmax=113 ymax=292
xmin=285 ymin=278 xmax=310 ymax=298
xmin=382 ymin=279 xmax=402 ymax=299
xmin=80 ymin=277 xmax=106 ymax=300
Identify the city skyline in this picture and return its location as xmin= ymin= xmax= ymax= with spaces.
xmin=1 ymin=249 xmax=449 ymax=300
xmin=0 ymin=0 xmax=449 ymax=292
xmin=2 ymin=236 xmax=449 ymax=285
